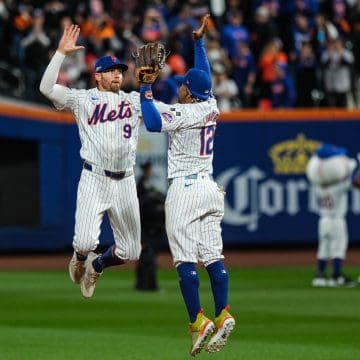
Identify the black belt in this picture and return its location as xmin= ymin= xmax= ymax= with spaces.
xmin=84 ymin=162 xmax=126 ymax=180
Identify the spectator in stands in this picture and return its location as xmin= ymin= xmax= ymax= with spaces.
xmin=1 ymin=0 xmax=360 ymax=110
xmin=294 ymin=0 xmax=319 ymax=29
xmin=21 ymin=9 xmax=51 ymax=102
xmin=220 ymin=10 xmax=250 ymax=59
xmin=321 ymin=36 xmax=354 ymax=107
xmin=292 ymin=14 xmax=313 ymax=61
xmin=257 ymin=37 xmax=287 ymax=107
xmin=271 ymin=61 xmax=297 ymax=108
xmin=11 ymin=2 xmax=34 ymax=66
xmin=251 ymin=5 xmax=279 ymax=58
xmin=252 ymin=0 xmax=280 ymax=21
xmin=206 ymin=34 xmax=232 ymax=76
xmin=295 ymin=41 xmax=318 ymax=107
xmin=166 ymin=39 xmax=187 ymax=75
xmin=166 ymin=4 xmax=198 ymax=66
xmin=140 ymin=7 xmax=168 ymax=43
xmin=231 ymin=39 xmax=257 ymax=108
xmin=212 ymin=64 xmax=240 ymax=111
xmin=349 ymin=0 xmax=360 ymax=106
xmin=330 ymin=0 xmax=351 ymax=39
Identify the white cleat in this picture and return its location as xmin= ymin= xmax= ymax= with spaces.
xmin=189 ymin=310 xmax=215 ymax=356
xmin=80 ymin=252 xmax=102 ymax=299
xmin=206 ymin=307 xmax=236 ymax=353
xmin=311 ymin=276 xmax=328 ymax=288
xmin=68 ymin=252 xmax=86 ymax=284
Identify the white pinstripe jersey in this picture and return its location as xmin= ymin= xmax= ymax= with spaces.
xmin=58 ymin=88 xmax=141 ymax=171
xmin=154 ymin=97 xmax=219 ymax=178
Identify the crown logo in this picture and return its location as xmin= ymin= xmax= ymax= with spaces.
xmin=269 ymin=133 xmax=320 ymax=175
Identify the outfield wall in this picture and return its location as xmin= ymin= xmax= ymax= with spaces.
xmin=0 ymin=100 xmax=359 ymax=251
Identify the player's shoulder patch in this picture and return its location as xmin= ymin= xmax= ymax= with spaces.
xmin=204 ymin=110 xmax=219 ymax=125
xmin=161 ymin=112 xmax=174 ymax=123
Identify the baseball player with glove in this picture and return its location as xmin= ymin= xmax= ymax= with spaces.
xmin=40 ymin=24 xmax=145 ymax=299
xmin=306 ymin=143 xmax=357 ymax=287
xmin=134 ymin=14 xmax=235 ymax=356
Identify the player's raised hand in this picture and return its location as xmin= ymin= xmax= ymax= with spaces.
xmin=193 ymin=14 xmax=210 ymax=40
xmin=57 ymin=24 xmax=85 ymax=56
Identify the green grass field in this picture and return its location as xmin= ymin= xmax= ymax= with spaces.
xmin=0 ymin=266 xmax=359 ymax=360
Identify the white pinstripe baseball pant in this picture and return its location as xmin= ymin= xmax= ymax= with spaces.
xmin=165 ymin=174 xmax=225 ymax=266
xmin=73 ymin=168 xmax=141 ymax=260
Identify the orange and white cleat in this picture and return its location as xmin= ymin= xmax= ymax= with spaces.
xmin=206 ymin=305 xmax=235 ymax=353
xmin=189 ymin=309 xmax=215 ymax=356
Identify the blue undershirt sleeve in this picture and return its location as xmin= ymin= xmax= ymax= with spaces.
xmin=140 ymin=85 xmax=162 ymax=132
xmin=194 ymin=38 xmax=211 ymax=77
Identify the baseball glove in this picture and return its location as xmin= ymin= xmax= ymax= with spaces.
xmin=133 ymin=42 xmax=166 ymax=84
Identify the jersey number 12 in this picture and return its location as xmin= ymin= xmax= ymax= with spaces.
xmin=200 ymin=125 xmax=215 ymax=156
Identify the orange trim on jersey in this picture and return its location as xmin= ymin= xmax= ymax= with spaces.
xmin=219 ymin=109 xmax=360 ymax=122
xmin=0 ymin=103 xmax=75 ymax=124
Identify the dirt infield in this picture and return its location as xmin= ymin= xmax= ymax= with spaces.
xmin=0 ymin=248 xmax=359 ymax=270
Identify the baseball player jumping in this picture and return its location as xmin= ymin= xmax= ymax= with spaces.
xmin=136 ymin=15 xmax=235 ymax=355
xmin=40 ymin=25 xmax=142 ymax=298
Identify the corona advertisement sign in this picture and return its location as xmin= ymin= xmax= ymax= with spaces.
xmin=213 ymin=114 xmax=360 ymax=245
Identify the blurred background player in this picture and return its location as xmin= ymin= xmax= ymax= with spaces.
xmin=306 ymin=143 xmax=357 ymax=287
xmin=135 ymin=160 xmax=165 ymax=291
xmin=137 ymin=15 xmax=235 ymax=356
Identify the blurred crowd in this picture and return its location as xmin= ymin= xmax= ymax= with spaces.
xmin=1 ymin=0 xmax=360 ymax=110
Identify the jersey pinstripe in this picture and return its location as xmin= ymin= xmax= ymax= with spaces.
xmin=74 ymin=169 xmax=141 ymax=259
xmin=60 ymin=88 xmax=141 ymax=171
xmin=40 ymin=51 xmax=142 ymax=260
xmin=153 ymin=97 xmax=223 ymax=265
xmin=155 ymin=98 xmax=219 ymax=178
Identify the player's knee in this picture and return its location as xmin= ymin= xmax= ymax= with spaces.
xmin=206 ymin=261 xmax=229 ymax=285
xmin=176 ymin=263 xmax=199 ymax=287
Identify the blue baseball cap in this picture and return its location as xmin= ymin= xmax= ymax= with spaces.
xmin=95 ymin=55 xmax=128 ymax=73
xmin=174 ymin=68 xmax=211 ymax=100
xmin=317 ymin=143 xmax=347 ymax=159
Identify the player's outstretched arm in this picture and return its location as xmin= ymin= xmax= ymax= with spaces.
xmin=40 ymin=24 xmax=84 ymax=105
xmin=192 ymin=13 xmax=210 ymax=40
xmin=139 ymin=85 xmax=162 ymax=132
xmin=57 ymin=24 xmax=85 ymax=56
xmin=193 ymin=14 xmax=211 ymax=76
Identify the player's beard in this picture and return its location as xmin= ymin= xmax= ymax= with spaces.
xmin=110 ymin=81 xmax=121 ymax=93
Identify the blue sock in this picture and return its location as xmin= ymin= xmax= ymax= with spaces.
xmin=317 ymin=259 xmax=327 ymax=276
xmin=177 ymin=263 xmax=201 ymax=323
xmin=92 ymin=245 xmax=124 ymax=273
xmin=332 ymin=258 xmax=342 ymax=278
xmin=206 ymin=261 xmax=228 ymax=317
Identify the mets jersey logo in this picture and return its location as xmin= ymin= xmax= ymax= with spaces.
xmin=88 ymin=102 xmax=132 ymax=125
